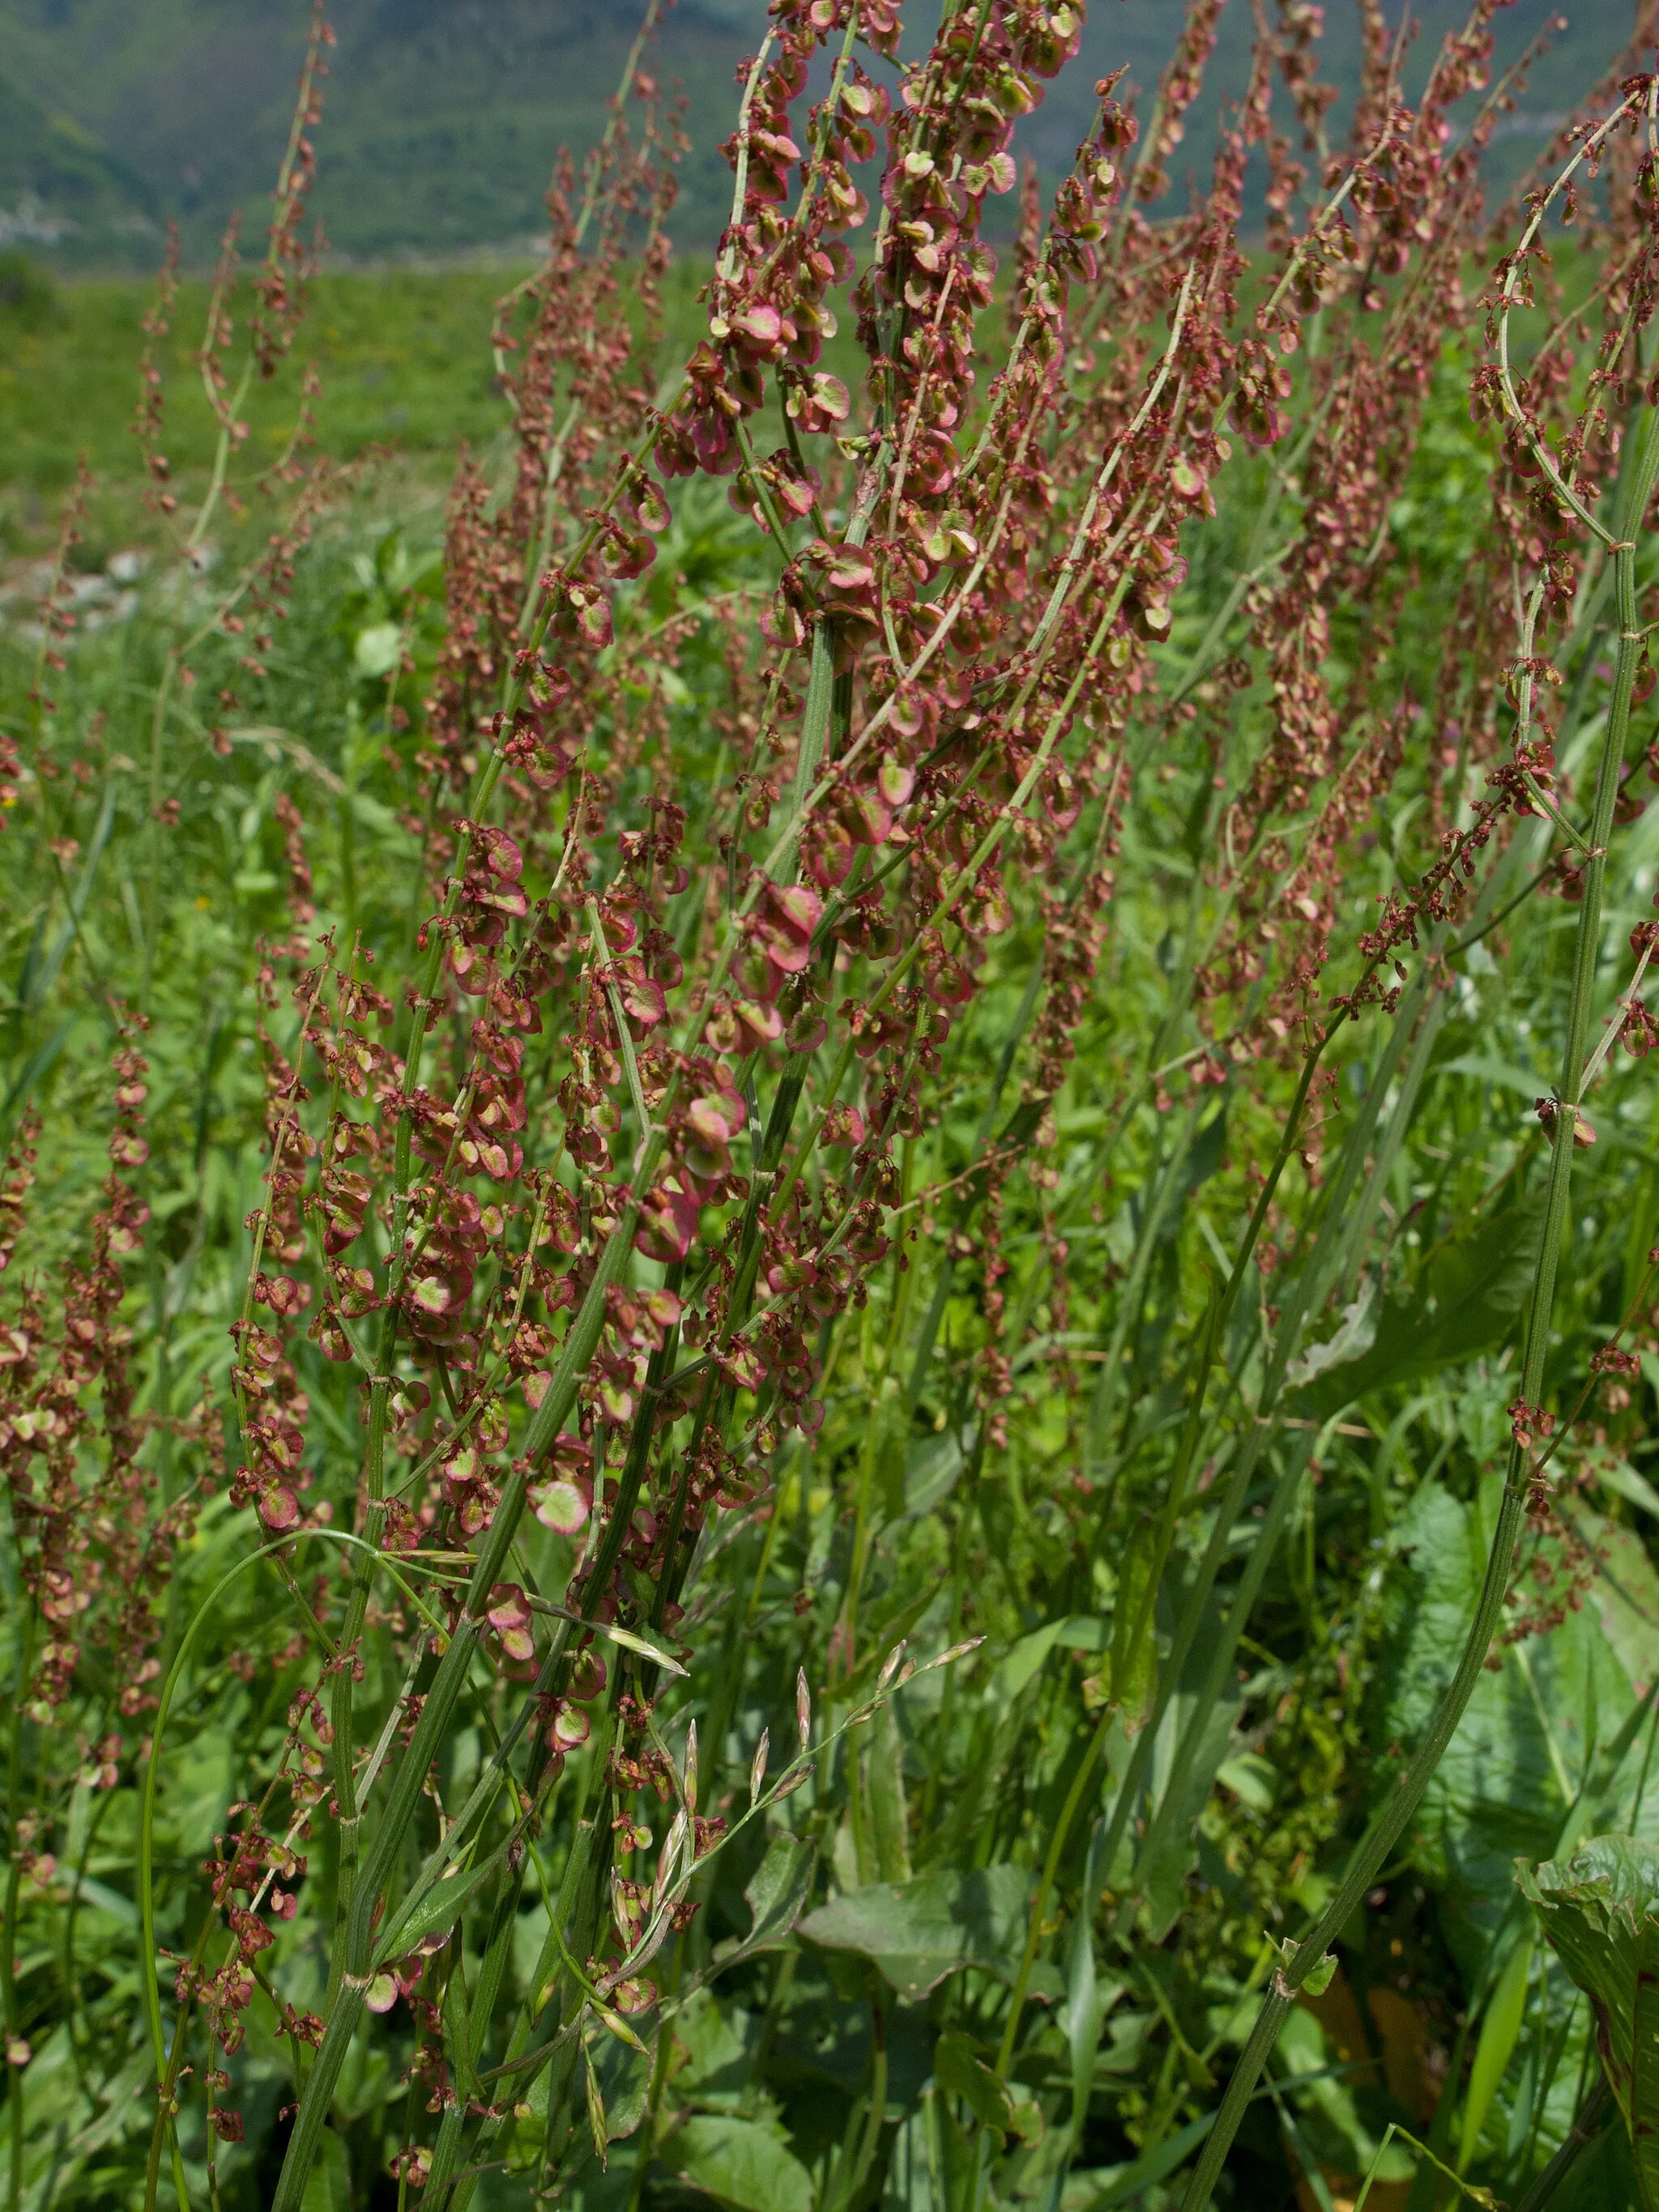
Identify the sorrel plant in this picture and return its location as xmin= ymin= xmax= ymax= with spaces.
xmin=6 ymin=2 xmax=1659 ymax=2208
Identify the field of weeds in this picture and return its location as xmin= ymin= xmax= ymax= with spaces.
xmin=7 ymin=4 xmax=1659 ymax=2210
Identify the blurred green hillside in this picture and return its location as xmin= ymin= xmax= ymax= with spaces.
xmin=0 ymin=0 xmax=1641 ymax=270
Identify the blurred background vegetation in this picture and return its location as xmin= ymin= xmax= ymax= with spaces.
xmin=0 ymin=0 xmax=1637 ymax=266
xmin=0 ymin=0 xmax=1636 ymax=560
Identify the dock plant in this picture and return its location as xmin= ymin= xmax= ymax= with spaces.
xmin=7 ymin=1 xmax=1659 ymax=2207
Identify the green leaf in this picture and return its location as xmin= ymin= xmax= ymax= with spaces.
xmin=591 ymin=1619 xmax=688 ymax=1677
xmin=1107 ymin=1515 xmax=1161 ymax=1726
xmin=353 ymin=620 xmax=403 ymax=676
xmin=1592 ymin=1453 xmax=1659 ymax=1524
xmin=1150 ymin=1104 xmax=1229 ymax=1247
xmin=739 ymin=1833 xmax=814 ymax=1954
xmin=591 ymin=2022 xmax=654 ymax=2145
xmin=664 ymin=2115 xmax=814 ymax=2212
xmin=1456 ymin=1931 xmax=1533 ymax=2174
xmin=1375 ymin=1477 xmax=1659 ymax=1962
xmin=868 ymin=1704 xmax=912 ymax=1882
xmin=1305 ymin=1953 xmax=1337 ymax=1997
xmin=1141 ymin=1674 xmax=1240 ymax=1943
xmin=1060 ymin=1833 xmax=1111 ymax=2146
xmin=798 ymin=1862 xmax=1030 ymax=2003
xmin=1285 ymin=1282 xmax=1376 ymax=1388
xmin=1068 ymin=2112 xmax=1216 ymax=2207
xmin=299 ymin=2129 xmax=351 ymax=2212
xmin=903 ymin=1423 xmax=970 ymax=1519
xmin=996 ymin=1615 xmax=1106 ymax=1700
xmin=1438 ymin=1051 xmax=1550 ymax=1099
xmin=676 ymin=1835 xmax=814 ymax=2010
xmin=935 ymin=2027 xmax=1014 ymax=2137
xmin=373 ymin=1858 xmax=496 ymax=1966
xmin=1273 ymin=1938 xmax=1337 ymax=1996
xmin=1517 ymin=1835 xmax=1659 ymax=2209
xmin=1216 ymin=1753 xmax=1277 ymax=1813
xmin=1302 ymin=1196 xmax=1541 ymax=1411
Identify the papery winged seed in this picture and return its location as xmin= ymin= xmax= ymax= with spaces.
xmin=686 ymin=1097 xmax=731 ymax=1146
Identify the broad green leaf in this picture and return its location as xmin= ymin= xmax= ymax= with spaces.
xmin=1303 ymin=1196 xmax=1540 ymax=1411
xmin=672 ymin=1991 xmax=763 ymax=2103
xmin=1517 ymin=1835 xmax=1659 ymax=2209
xmin=674 ymin=1841 xmax=816 ymax=2014
xmin=798 ymin=1862 xmax=1031 ymax=2003
xmin=593 ymin=2027 xmax=654 ymax=2146
xmin=1093 ymin=2010 xmax=1154 ymax=2077
xmin=1573 ymin=1507 xmax=1659 ymax=1698
xmin=373 ymin=1858 xmax=496 ymax=1966
xmin=996 ymin=1620 xmax=1067 ymax=1699
xmin=1216 ymin=1752 xmax=1277 ymax=1812
xmin=1285 ymin=1282 xmax=1376 ymax=1387
xmin=664 ymin=2114 xmax=813 ymax=2212
xmin=1375 ymin=1476 xmax=1659 ymax=1966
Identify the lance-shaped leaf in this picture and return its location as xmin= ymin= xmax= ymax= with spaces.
xmin=373 ymin=1858 xmax=496 ymax=1967
xmin=1516 ymin=1835 xmax=1659 ymax=2207
xmin=736 ymin=1833 xmax=814 ymax=1959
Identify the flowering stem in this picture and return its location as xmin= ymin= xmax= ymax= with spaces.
xmin=269 ymin=1153 xmax=658 ymax=2211
xmin=1177 ymin=399 xmax=1659 ymax=2210
xmin=2 ymin=1592 xmax=32 ymax=2212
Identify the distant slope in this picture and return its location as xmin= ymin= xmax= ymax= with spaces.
xmin=0 ymin=66 xmax=156 ymax=259
xmin=0 ymin=0 xmax=1640 ymax=269
xmin=0 ymin=0 xmax=769 ymax=264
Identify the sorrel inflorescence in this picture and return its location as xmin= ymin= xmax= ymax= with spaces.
xmin=6 ymin=0 xmax=1659 ymax=2206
